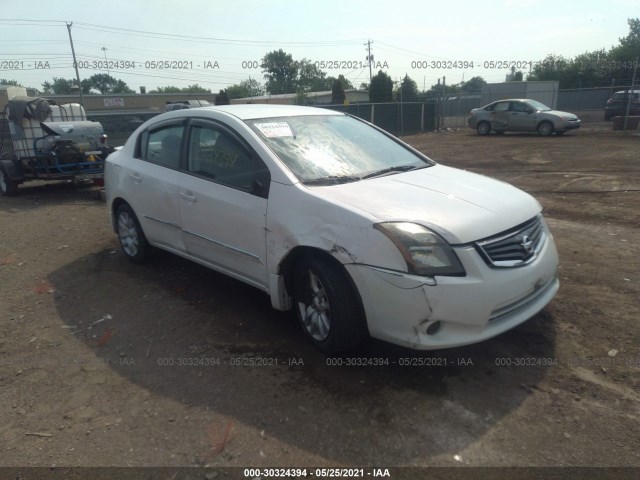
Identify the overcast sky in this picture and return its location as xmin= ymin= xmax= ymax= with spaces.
xmin=1 ymin=0 xmax=638 ymax=93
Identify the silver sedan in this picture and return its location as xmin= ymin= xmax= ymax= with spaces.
xmin=468 ymin=99 xmax=581 ymax=136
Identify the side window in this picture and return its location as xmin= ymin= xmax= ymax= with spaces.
xmin=143 ymin=125 xmax=184 ymax=169
xmin=493 ymin=102 xmax=509 ymax=112
xmin=187 ymin=123 xmax=269 ymax=195
xmin=510 ymin=102 xmax=528 ymax=112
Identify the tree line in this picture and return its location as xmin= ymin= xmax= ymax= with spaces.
xmin=4 ymin=18 xmax=638 ymax=103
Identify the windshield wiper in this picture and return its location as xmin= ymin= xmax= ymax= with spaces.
xmin=361 ymin=164 xmax=424 ymax=180
xmin=303 ymin=175 xmax=362 ymax=186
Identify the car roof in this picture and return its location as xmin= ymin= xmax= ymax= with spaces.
xmin=193 ymin=104 xmax=343 ymax=120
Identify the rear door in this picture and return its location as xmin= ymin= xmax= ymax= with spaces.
xmin=176 ymin=119 xmax=271 ymax=290
xmin=489 ymin=101 xmax=510 ymax=130
xmin=123 ymin=120 xmax=187 ymax=253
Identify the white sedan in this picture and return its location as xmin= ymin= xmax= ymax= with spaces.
xmin=105 ymin=105 xmax=559 ymax=353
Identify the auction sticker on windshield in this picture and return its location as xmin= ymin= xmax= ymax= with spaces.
xmin=254 ymin=122 xmax=294 ymax=138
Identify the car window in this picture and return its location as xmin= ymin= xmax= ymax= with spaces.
xmin=493 ymin=102 xmax=510 ymax=112
xmin=510 ymin=102 xmax=530 ymax=112
xmin=246 ymin=114 xmax=431 ymax=184
xmin=187 ymin=123 xmax=262 ymax=193
xmin=143 ymin=125 xmax=184 ymax=169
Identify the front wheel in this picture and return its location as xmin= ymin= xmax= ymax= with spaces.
xmin=0 ymin=166 xmax=19 ymax=196
xmin=116 ymin=203 xmax=150 ymax=264
xmin=292 ymin=256 xmax=365 ymax=353
xmin=537 ymin=121 xmax=554 ymax=136
xmin=476 ymin=121 xmax=491 ymax=136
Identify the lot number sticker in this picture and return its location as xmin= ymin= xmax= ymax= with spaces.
xmin=255 ymin=122 xmax=294 ymax=138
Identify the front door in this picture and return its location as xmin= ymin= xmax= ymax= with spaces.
xmin=176 ymin=119 xmax=271 ymax=290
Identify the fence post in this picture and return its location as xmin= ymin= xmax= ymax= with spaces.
xmin=421 ymin=103 xmax=424 ymax=132
xmin=371 ymin=104 xmax=375 ymax=124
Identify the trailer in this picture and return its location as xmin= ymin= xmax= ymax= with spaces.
xmin=0 ymin=88 xmax=114 ymax=196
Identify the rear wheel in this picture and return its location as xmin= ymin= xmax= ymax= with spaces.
xmin=116 ymin=203 xmax=150 ymax=264
xmin=476 ymin=121 xmax=491 ymax=136
xmin=537 ymin=121 xmax=554 ymax=136
xmin=0 ymin=166 xmax=19 ymax=196
xmin=292 ymin=256 xmax=365 ymax=353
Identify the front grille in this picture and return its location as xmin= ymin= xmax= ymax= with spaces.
xmin=476 ymin=216 xmax=547 ymax=268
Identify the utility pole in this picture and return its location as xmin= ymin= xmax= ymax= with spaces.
xmin=623 ymin=56 xmax=639 ymax=131
xmin=66 ymin=22 xmax=84 ymax=108
xmin=365 ymin=39 xmax=373 ymax=83
xmin=436 ymin=78 xmax=440 ymax=131
xmin=101 ymin=47 xmax=110 ymax=77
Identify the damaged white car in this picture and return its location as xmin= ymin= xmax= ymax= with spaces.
xmin=105 ymin=105 xmax=559 ymax=353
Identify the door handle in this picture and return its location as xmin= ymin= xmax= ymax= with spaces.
xmin=179 ymin=191 xmax=197 ymax=203
xmin=129 ymin=172 xmax=142 ymax=183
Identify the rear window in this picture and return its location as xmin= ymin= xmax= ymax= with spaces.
xmin=612 ymin=92 xmax=640 ymax=101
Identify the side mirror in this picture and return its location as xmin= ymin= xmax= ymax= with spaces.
xmin=251 ymin=178 xmax=269 ymax=198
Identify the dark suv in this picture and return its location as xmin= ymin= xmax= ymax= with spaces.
xmin=604 ymin=90 xmax=640 ymax=120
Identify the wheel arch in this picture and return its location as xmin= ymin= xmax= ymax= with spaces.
xmin=276 ymin=245 xmax=369 ymax=334
xmin=110 ymin=197 xmax=132 ymax=232
xmin=279 ymin=246 xmax=347 ymax=298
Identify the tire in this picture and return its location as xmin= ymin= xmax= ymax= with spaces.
xmin=292 ymin=256 xmax=365 ymax=353
xmin=476 ymin=121 xmax=491 ymax=136
xmin=116 ymin=203 xmax=150 ymax=264
xmin=0 ymin=166 xmax=19 ymax=196
xmin=537 ymin=121 xmax=554 ymax=136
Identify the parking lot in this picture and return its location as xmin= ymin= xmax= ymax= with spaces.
xmin=0 ymin=121 xmax=638 ymax=470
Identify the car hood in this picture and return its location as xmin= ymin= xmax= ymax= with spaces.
xmin=541 ymin=109 xmax=578 ymax=119
xmin=315 ymin=165 xmax=542 ymax=244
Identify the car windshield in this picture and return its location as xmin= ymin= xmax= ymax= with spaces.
xmin=246 ymin=114 xmax=433 ymax=184
xmin=612 ymin=92 xmax=639 ymax=100
xmin=527 ymin=100 xmax=552 ymax=111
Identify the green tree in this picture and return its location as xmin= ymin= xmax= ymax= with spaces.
xmin=41 ymin=77 xmax=80 ymax=94
xmin=79 ymin=74 xmax=134 ymax=94
xmin=609 ymin=18 xmax=640 ymax=84
xmin=261 ymin=49 xmax=298 ymax=94
xmin=369 ymin=70 xmax=393 ymax=102
xmin=226 ymin=78 xmax=264 ymax=99
xmin=215 ymin=89 xmax=230 ymax=105
xmin=326 ymin=74 xmax=354 ymax=91
xmin=527 ymin=54 xmax=575 ymax=86
xmin=0 ymin=79 xmax=21 ymax=86
xmin=460 ymin=76 xmax=486 ymax=92
xmin=149 ymin=86 xmax=183 ymax=93
xmin=181 ymin=84 xmax=211 ymax=93
xmin=331 ymin=79 xmax=346 ymax=104
xmin=149 ymin=84 xmax=211 ymax=94
xmin=397 ymin=74 xmax=418 ymax=101
xmin=297 ymin=59 xmax=327 ymax=92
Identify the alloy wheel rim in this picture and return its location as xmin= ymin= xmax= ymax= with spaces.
xmin=298 ymin=270 xmax=331 ymax=341
xmin=117 ymin=212 xmax=139 ymax=257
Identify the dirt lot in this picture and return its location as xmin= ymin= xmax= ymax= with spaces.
xmin=1 ymin=121 xmax=639 ymax=474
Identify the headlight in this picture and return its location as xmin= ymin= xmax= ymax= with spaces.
xmin=374 ymin=222 xmax=466 ymax=277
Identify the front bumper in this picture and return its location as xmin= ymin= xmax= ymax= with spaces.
xmin=558 ymin=119 xmax=581 ymax=131
xmin=345 ymin=233 xmax=559 ymax=350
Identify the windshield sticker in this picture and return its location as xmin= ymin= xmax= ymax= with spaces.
xmin=255 ymin=122 xmax=294 ymax=138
